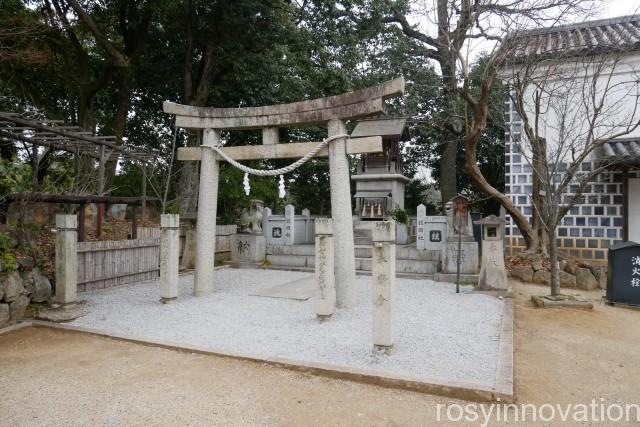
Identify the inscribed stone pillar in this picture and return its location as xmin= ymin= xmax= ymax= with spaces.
xmin=284 ymin=204 xmax=295 ymax=245
xmin=416 ymin=204 xmax=426 ymax=250
xmin=195 ymin=128 xmax=220 ymax=296
xmin=328 ymin=118 xmax=356 ymax=309
xmin=54 ymin=214 xmax=77 ymax=304
xmin=314 ymin=218 xmax=335 ymax=320
xmin=372 ymin=221 xmax=395 ymax=354
xmin=262 ymin=207 xmax=272 ymax=238
xmin=160 ymin=214 xmax=180 ymax=303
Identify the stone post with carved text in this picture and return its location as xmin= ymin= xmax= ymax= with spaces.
xmin=314 ymin=218 xmax=335 ymax=320
xmin=372 ymin=220 xmax=396 ymax=354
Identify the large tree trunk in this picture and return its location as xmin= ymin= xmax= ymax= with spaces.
xmin=439 ymin=120 xmax=458 ymax=204
xmin=435 ymin=1 xmax=458 ymax=204
xmin=463 ymin=92 xmax=536 ymax=250
xmin=75 ymin=90 xmax=100 ymax=191
xmin=177 ymin=130 xmax=201 ymax=215
xmin=104 ymin=69 xmax=135 ymax=191
xmin=175 ymin=0 xmax=227 ymax=216
xmin=528 ymin=130 xmax=550 ymax=255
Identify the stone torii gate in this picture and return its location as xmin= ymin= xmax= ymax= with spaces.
xmin=164 ymin=77 xmax=404 ymax=308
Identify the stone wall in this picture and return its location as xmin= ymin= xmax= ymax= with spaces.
xmin=508 ymin=255 xmax=605 ymax=291
xmin=0 ymin=267 xmax=52 ymax=328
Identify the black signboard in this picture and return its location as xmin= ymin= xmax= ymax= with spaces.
xmin=272 ymin=227 xmax=282 ymax=238
xmin=607 ymin=241 xmax=640 ymax=306
xmin=429 ymin=230 xmax=442 ymax=242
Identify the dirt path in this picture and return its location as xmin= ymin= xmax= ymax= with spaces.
xmin=1 ymin=281 xmax=639 ymax=426
xmin=512 ymin=281 xmax=640 ymax=412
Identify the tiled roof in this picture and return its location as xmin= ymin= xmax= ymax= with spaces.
xmin=597 ymin=139 xmax=640 ymax=165
xmin=503 ymin=15 xmax=640 ymax=59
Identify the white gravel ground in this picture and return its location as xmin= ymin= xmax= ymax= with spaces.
xmin=71 ymin=269 xmax=504 ymax=389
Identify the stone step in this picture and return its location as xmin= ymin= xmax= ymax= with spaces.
xmin=266 ymin=245 xmax=315 ymax=256
xmin=266 ymin=254 xmax=315 ymax=268
xmin=267 ymin=244 xmax=440 ymax=262
xmin=266 ymin=254 xmax=438 ymax=274
xmin=354 ymin=245 xmax=440 ymax=261
xmin=354 ymin=258 xmax=438 ymax=274
xmin=354 ymin=237 xmax=372 ymax=245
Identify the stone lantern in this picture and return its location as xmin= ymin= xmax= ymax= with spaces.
xmin=474 ymin=215 xmax=507 ymax=290
xmin=443 ymin=195 xmax=478 ymax=274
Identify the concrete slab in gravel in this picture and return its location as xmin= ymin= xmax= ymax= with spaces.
xmin=68 ymin=269 xmax=506 ymax=394
xmin=251 ymin=276 xmax=314 ymax=300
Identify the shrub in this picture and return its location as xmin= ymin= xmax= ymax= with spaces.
xmin=391 ymin=208 xmax=409 ymax=224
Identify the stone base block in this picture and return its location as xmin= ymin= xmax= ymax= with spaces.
xmin=531 ymin=295 xmax=593 ymax=310
xmin=478 ymin=267 xmax=508 ymax=291
xmin=373 ymin=344 xmax=395 ymax=355
xmin=36 ymin=302 xmax=88 ymax=322
xmin=443 ymin=240 xmax=478 ymax=274
xmin=231 ymin=234 xmax=266 ymax=264
xmin=433 ymin=273 xmax=479 ymax=285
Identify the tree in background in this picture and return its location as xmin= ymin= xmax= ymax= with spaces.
xmin=504 ymin=47 xmax=640 ymax=295
xmin=366 ymin=0 xmax=594 ymax=250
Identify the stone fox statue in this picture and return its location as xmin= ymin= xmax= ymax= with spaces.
xmin=239 ymin=199 xmax=264 ymax=234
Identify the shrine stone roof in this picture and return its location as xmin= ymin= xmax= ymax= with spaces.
xmin=351 ymin=118 xmax=409 ymax=139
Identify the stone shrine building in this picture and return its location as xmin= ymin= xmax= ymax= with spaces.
xmin=351 ymin=118 xmax=410 ymax=220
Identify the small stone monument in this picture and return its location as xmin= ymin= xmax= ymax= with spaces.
xmin=231 ymin=200 xmax=266 ymax=267
xmin=417 ymin=204 xmax=448 ymax=251
xmin=372 ymin=220 xmax=395 ymax=354
xmin=442 ymin=195 xmax=479 ymax=274
xmin=474 ymin=215 xmax=507 ymax=290
xmin=284 ymin=204 xmax=295 ymax=245
xmin=314 ymin=218 xmax=335 ymax=321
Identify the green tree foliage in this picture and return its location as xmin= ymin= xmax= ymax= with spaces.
xmin=1 ymin=0 xmax=506 ymax=220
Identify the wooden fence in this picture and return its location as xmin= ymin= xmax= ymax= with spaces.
xmin=178 ymin=224 xmax=237 ymax=258
xmin=137 ymin=226 xmax=161 ymax=239
xmin=73 ymin=224 xmax=237 ymax=292
xmin=77 ymin=239 xmax=160 ymax=292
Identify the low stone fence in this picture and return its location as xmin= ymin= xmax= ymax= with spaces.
xmin=263 ymin=205 xmax=314 ymax=245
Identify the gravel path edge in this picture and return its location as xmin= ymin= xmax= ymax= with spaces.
xmin=22 ymin=320 xmax=513 ymax=403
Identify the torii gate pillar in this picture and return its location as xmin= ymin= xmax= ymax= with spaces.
xmin=195 ymin=128 xmax=220 ymax=295
xmin=164 ymin=77 xmax=405 ymax=306
xmin=328 ymin=119 xmax=357 ymax=308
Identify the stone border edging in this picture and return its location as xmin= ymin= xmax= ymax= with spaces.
xmin=2 ymin=299 xmax=516 ymax=404
xmin=1 ymin=319 xmax=514 ymax=403
xmin=494 ymin=298 xmax=514 ymax=401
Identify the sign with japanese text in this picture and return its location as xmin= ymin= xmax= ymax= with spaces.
xmin=607 ymin=242 xmax=640 ymax=306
